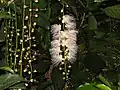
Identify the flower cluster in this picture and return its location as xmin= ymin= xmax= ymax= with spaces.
xmin=50 ymin=15 xmax=78 ymax=66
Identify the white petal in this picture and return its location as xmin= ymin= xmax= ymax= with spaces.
xmin=51 ymin=24 xmax=61 ymax=40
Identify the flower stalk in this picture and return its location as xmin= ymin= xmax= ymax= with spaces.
xmin=14 ymin=2 xmax=19 ymax=70
xmin=19 ymin=0 xmax=26 ymax=77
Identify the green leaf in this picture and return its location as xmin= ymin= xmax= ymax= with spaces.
xmin=88 ymin=12 xmax=97 ymax=30
xmin=94 ymin=31 xmax=105 ymax=38
xmin=77 ymin=84 xmax=99 ymax=90
xmin=0 ymin=66 xmax=14 ymax=74
xmin=96 ymin=84 xmax=112 ymax=90
xmin=118 ymin=87 xmax=120 ymax=90
xmin=45 ymin=7 xmax=51 ymax=19
xmin=9 ymin=82 xmax=26 ymax=89
xmin=79 ymin=43 xmax=86 ymax=52
xmin=104 ymin=5 xmax=120 ymax=19
xmin=0 ymin=73 xmax=25 ymax=90
xmin=118 ymin=81 xmax=120 ymax=86
xmin=86 ymin=0 xmax=100 ymax=11
xmin=105 ymin=37 xmax=120 ymax=46
xmin=98 ymin=75 xmax=111 ymax=87
xmin=117 ymin=82 xmax=120 ymax=90
xmin=0 ymin=11 xmax=13 ymax=19
xmin=37 ymin=11 xmax=50 ymax=30
xmin=94 ymin=0 xmax=107 ymax=3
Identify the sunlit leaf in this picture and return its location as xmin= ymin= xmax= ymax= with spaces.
xmin=98 ymin=75 xmax=111 ymax=87
xmin=118 ymin=87 xmax=120 ymax=90
xmin=94 ymin=0 xmax=107 ymax=3
xmin=96 ymin=84 xmax=112 ymax=90
xmin=104 ymin=5 xmax=120 ymax=19
xmin=0 ymin=66 xmax=14 ymax=73
xmin=77 ymin=84 xmax=99 ymax=90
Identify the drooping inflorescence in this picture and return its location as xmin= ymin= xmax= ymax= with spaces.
xmin=50 ymin=15 xmax=78 ymax=66
xmin=49 ymin=0 xmax=78 ymax=89
xmin=50 ymin=14 xmax=78 ymax=89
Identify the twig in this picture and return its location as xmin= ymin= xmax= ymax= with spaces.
xmin=80 ymin=13 xmax=86 ymax=27
xmin=78 ymin=0 xmax=85 ymax=8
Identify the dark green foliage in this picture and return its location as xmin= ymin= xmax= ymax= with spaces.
xmin=0 ymin=66 xmax=26 ymax=90
xmin=1 ymin=0 xmax=120 ymax=89
xmin=83 ymin=52 xmax=105 ymax=74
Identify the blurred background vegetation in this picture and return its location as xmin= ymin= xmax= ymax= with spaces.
xmin=1 ymin=0 xmax=120 ymax=90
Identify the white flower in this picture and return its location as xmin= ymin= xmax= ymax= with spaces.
xmin=51 ymin=24 xmax=61 ymax=40
xmin=62 ymin=30 xmax=78 ymax=64
xmin=63 ymin=15 xmax=76 ymax=30
xmin=51 ymin=40 xmax=60 ymax=48
xmin=50 ymin=14 xmax=78 ymax=66
xmin=50 ymin=40 xmax=62 ymax=66
xmin=68 ymin=45 xmax=78 ymax=63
